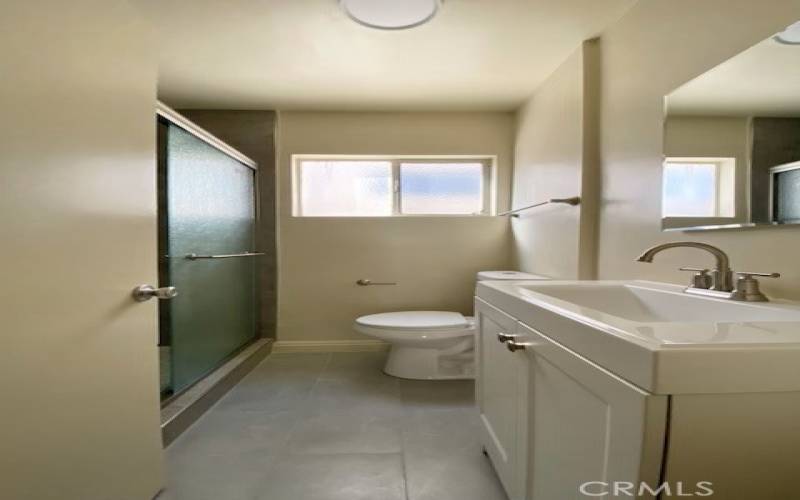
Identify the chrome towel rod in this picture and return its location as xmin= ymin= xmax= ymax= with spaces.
xmin=499 ymin=196 xmax=581 ymax=217
xmin=356 ymin=279 xmax=397 ymax=286
xmin=185 ymin=252 xmax=265 ymax=260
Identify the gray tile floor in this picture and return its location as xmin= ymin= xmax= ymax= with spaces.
xmin=157 ymin=352 xmax=507 ymax=500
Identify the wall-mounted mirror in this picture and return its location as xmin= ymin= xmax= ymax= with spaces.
xmin=662 ymin=21 xmax=800 ymax=231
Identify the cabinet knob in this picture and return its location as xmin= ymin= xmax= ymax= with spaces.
xmin=497 ymin=332 xmax=514 ymax=343
xmin=506 ymin=340 xmax=535 ymax=352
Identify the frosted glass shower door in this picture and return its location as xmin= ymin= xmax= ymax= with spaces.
xmin=162 ymin=123 xmax=258 ymax=394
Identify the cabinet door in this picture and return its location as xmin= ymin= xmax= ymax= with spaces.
xmin=520 ymin=323 xmax=668 ymax=500
xmin=475 ymin=298 xmax=528 ymax=500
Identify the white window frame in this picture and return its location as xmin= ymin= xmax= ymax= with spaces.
xmin=292 ymin=155 xmax=497 ymax=217
xmin=662 ymin=157 xmax=736 ymax=219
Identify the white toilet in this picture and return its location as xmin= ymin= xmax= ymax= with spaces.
xmin=354 ymin=271 xmax=549 ymax=380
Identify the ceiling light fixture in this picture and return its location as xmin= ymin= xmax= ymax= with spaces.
xmin=775 ymin=20 xmax=800 ymax=45
xmin=340 ymin=0 xmax=442 ymax=30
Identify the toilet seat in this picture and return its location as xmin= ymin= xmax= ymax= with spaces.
xmin=356 ymin=311 xmax=469 ymax=331
xmin=355 ymin=312 xmax=474 ymax=341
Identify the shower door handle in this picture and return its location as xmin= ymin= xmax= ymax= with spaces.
xmin=132 ymin=284 xmax=178 ymax=302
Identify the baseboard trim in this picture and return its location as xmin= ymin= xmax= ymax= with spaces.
xmin=272 ymin=340 xmax=389 ymax=353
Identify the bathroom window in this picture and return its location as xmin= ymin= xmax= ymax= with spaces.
xmin=293 ymin=156 xmax=494 ymax=216
xmin=296 ymin=160 xmax=394 ymax=217
xmin=662 ymin=157 xmax=736 ymax=218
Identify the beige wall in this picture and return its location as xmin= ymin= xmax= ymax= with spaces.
xmin=597 ymin=0 xmax=800 ymax=299
xmin=511 ymin=41 xmax=599 ymax=279
xmin=277 ymin=112 xmax=515 ymax=342
xmin=663 ymin=116 xmax=751 ymax=227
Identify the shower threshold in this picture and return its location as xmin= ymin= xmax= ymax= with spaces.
xmin=159 ymin=338 xmax=273 ymax=446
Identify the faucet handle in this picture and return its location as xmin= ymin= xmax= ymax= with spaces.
xmin=736 ymin=271 xmax=781 ymax=279
xmin=679 ymin=267 xmax=712 ymax=289
xmin=731 ymin=272 xmax=780 ymax=302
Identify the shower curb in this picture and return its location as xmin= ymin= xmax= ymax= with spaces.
xmin=160 ymin=338 xmax=273 ymax=446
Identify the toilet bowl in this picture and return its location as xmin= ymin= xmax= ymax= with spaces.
xmin=354 ymin=271 xmax=548 ymax=380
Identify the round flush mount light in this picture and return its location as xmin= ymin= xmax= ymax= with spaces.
xmin=774 ymin=20 xmax=800 ymax=45
xmin=340 ymin=0 xmax=442 ymax=30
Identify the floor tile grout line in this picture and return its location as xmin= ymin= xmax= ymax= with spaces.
xmin=400 ymin=427 xmax=411 ymax=500
xmin=279 ymin=450 xmax=406 ymax=458
xmin=398 ymin=376 xmax=411 ymax=500
xmin=309 ymin=352 xmax=334 ymax=393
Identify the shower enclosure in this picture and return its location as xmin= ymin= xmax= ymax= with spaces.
xmin=157 ymin=106 xmax=260 ymax=399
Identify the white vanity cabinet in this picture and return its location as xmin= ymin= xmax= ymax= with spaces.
xmin=477 ymin=280 xmax=800 ymax=500
xmin=474 ymin=299 xmax=529 ymax=500
xmin=519 ymin=322 xmax=668 ymax=500
xmin=476 ymin=298 xmax=667 ymax=500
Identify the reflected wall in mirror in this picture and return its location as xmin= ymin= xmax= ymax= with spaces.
xmin=662 ymin=21 xmax=800 ymax=231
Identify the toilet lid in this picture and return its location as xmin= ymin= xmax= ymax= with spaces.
xmin=356 ymin=311 xmax=469 ymax=331
xmin=477 ymin=270 xmax=550 ymax=281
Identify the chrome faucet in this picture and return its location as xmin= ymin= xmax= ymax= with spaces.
xmin=636 ymin=241 xmax=734 ymax=292
xmin=635 ymin=241 xmax=780 ymax=302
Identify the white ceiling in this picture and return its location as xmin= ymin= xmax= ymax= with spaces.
xmin=667 ymin=37 xmax=800 ymax=117
xmin=132 ymin=0 xmax=636 ymax=111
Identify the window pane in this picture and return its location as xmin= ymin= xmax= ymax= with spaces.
xmin=400 ymin=163 xmax=484 ymax=214
xmin=299 ymin=161 xmax=392 ymax=216
xmin=662 ymin=162 xmax=717 ymax=217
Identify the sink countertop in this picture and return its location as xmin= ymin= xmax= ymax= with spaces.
xmin=476 ymin=280 xmax=800 ymax=395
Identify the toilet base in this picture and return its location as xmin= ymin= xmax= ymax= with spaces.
xmin=384 ymin=344 xmax=475 ymax=380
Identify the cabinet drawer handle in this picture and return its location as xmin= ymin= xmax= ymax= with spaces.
xmin=497 ymin=332 xmax=515 ymax=343
xmin=506 ymin=340 xmax=537 ymax=352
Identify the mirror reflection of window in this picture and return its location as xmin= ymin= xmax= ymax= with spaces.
xmin=661 ymin=23 xmax=800 ymax=231
xmin=663 ymin=162 xmax=716 ymax=217
xmin=662 ymin=158 xmax=736 ymax=218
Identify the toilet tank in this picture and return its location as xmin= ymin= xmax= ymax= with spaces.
xmin=476 ymin=270 xmax=549 ymax=281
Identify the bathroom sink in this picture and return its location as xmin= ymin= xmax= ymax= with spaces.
xmin=475 ymin=280 xmax=800 ymax=395
xmin=514 ymin=282 xmax=800 ymax=323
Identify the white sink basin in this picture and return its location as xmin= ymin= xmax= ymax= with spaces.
xmin=516 ymin=282 xmax=800 ymax=323
xmin=476 ymin=280 xmax=800 ymax=395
